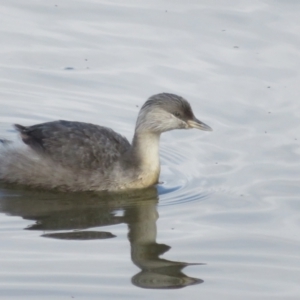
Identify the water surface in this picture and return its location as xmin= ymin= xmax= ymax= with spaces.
xmin=0 ymin=0 xmax=300 ymax=299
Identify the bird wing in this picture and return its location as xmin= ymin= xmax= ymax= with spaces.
xmin=15 ymin=120 xmax=131 ymax=172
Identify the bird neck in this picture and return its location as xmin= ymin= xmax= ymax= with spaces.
xmin=117 ymin=131 xmax=161 ymax=189
xmin=131 ymin=132 xmax=161 ymax=174
xmin=116 ymin=130 xmax=161 ymax=189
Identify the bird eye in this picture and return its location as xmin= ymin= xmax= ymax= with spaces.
xmin=173 ymin=112 xmax=181 ymax=118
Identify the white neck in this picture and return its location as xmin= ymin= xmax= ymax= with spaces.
xmin=117 ymin=131 xmax=161 ymax=188
xmin=131 ymin=132 xmax=160 ymax=174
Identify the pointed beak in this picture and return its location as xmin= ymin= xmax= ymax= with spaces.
xmin=187 ymin=118 xmax=212 ymax=131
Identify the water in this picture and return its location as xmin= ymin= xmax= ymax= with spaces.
xmin=1 ymin=0 xmax=300 ymax=299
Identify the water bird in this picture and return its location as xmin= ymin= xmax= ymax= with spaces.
xmin=0 ymin=93 xmax=212 ymax=191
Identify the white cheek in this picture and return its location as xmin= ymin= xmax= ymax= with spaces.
xmin=170 ymin=116 xmax=179 ymax=125
xmin=171 ymin=117 xmax=187 ymax=129
xmin=180 ymin=120 xmax=188 ymax=128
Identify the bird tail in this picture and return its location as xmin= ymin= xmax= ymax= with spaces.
xmin=14 ymin=124 xmax=27 ymax=133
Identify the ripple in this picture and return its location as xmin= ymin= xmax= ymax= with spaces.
xmin=1 ymin=0 xmax=300 ymax=298
xmin=157 ymin=137 xmax=214 ymax=206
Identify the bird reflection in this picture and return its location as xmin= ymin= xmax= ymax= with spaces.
xmin=0 ymin=185 xmax=203 ymax=289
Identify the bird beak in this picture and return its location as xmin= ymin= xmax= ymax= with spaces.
xmin=187 ymin=118 xmax=212 ymax=131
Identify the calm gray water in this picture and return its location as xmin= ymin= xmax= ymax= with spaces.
xmin=1 ymin=0 xmax=300 ymax=299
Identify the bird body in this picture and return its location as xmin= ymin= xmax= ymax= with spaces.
xmin=0 ymin=93 xmax=212 ymax=191
xmin=14 ymin=121 xmax=131 ymax=172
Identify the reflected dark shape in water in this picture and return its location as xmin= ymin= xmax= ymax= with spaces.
xmin=42 ymin=231 xmax=116 ymax=240
xmin=0 ymin=185 xmax=204 ymax=289
xmin=126 ymin=200 xmax=203 ymax=289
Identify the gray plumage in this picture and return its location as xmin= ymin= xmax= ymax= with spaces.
xmin=14 ymin=121 xmax=130 ymax=172
xmin=0 ymin=93 xmax=212 ymax=192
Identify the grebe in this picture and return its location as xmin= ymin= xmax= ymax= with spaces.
xmin=0 ymin=93 xmax=212 ymax=191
